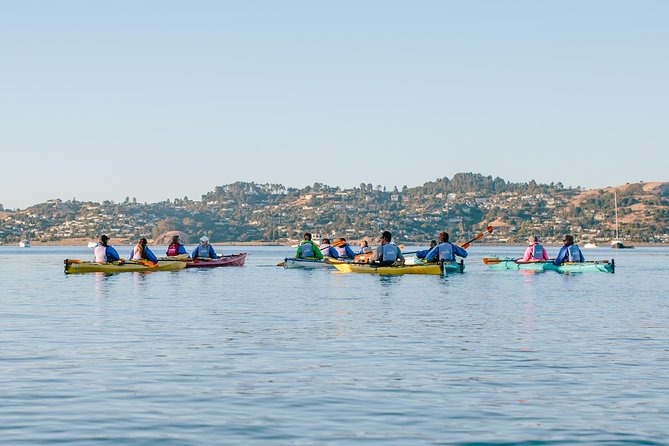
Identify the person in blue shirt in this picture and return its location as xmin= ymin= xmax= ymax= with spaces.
xmin=370 ymin=231 xmax=405 ymax=266
xmin=93 ymin=234 xmax=120 ymax=262
xmin=425 ymin=232 xmax=468 ymax=262
xmin=318 ymin=238 xmax=340 ymax=259
xmin=553 ymin=234 xmax=584 ymax=265
xmin=332 ymin=238 xmax=357 ymax=259
xmin=129 ymin=237 xmax=159 ymax=263
xmin=192 ymin=236 xmax=219 ymax=259
xmin=166 ymin=234 xmax=189 ymax=257
xmin=415 ymin=240 xmax=437 ymax=259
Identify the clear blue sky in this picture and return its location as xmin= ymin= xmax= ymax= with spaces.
xmin=1 ymin=1 xmax=667 ymax=209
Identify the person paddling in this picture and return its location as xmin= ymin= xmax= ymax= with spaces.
xmin=357 ymin=240 xmax=372 ymax=254
xmin=93 ymin=234 xmax=120 ymax=263
xmin=319 ymin=238 xmax=340 ymax=259
xmin=521 ymin=235 xmax=549 ymax=262
xmin=424 ymin=232 xmax=468 ymax=263
xmin=415 ymin=240 xmax=437 ymax=259
xmin=166 ymin=235 xmax=189 ymax=257
xmin=129 ymin=237 xmax=159 ymax=263
xmin=296 ymin=232 xmax=323 ymax=259
xmin=370 ymin=231 xmax=405 ymax=266
xmin=192 ymin=236 xmax=218 ymax=259
xmin=553 ymin=234 xmax=584 ymax=265
xmin=332 ymin=238 xmax=356 ymax=259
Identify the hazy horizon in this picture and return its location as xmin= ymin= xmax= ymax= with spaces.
xmin=2 ymin=1 xmax=667 ymax=209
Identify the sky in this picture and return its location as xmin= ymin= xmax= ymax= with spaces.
xmin=1 ymin=1 xmax=667 ymax=209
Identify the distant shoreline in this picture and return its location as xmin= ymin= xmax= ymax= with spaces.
xmin=5 ymin=239 xmax=668 ymax=248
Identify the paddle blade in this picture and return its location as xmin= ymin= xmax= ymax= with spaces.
xmin=482 ymin=257 xmax=503 ymax=264
xmin=277 ymin=261 xmax=285 ymax=267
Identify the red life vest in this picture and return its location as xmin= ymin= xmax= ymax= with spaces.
xmin=167 ymin=243 xmax=181 ymax=256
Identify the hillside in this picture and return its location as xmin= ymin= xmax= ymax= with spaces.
xmin=1 ymin=174 xmax=667 ymax=245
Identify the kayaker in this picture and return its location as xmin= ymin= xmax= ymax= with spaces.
xmin=93 ymin=234 xmax=120 ymax=263
xmin=319 ymin=238 xmax=340 ymax=259
xmin=553 ymin=234 xmax=584 ymax=265
xmin=192 ymin=236 xmax=218 ymax=259
xmin=357 ymin=240 xmax=372 ymax=254
xmin=332 ymin=238 xmax=356 ymax=259
xmin=424 ymin=232 xmax=468 ymax=263
xmin=370 ymin=231 xmax=405 ymax=266
xmin=166 ymin=235 xmax=189 ymax=257
xmin=415 ymin=240 xmax=437 ymax=259
xmin=296 ymin=232 xmax=323 ymax=259
xmin=129 ymin=237 xmax=159 ymax=263
xmin=521 ymin=235 xmax=549 ymax=262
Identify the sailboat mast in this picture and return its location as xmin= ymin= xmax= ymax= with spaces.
xmin=614 ymin=191 xmax=619 ymax=240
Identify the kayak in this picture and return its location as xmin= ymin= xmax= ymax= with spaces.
xmin=185 ymin=254 xmax=247 ymax=268
xmin=161 ymin=253 xmax=248 ymax=268
xmin=404 ymin=257 xmax=465 ymax=273
xmin=283 ymin=257 xmax=335 ymax=269
xmin=331 ymin=261 xmax=463 ymax=275
xmin=64 ymin=259 xmax=186 ymax=274
xmin=483 ymin=257 xmax=615 ymax=273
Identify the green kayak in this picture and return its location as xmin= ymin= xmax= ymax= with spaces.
xmin=483 ymin=257 xmax=614 ymax=273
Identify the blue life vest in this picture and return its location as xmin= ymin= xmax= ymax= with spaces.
xmin=437 ymin=243 xmax=455 ymax=261
xmin=531 ymin=243 xmax=545 ymax=260
xmin=567 ymin=245 xmax=583 ymax=262
xmin=301 ymin=242 xmax=314 ymax=258
xmin=381 ymin=243 xmax=398 ymax=262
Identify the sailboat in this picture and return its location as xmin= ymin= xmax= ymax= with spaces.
xmin=611 ymin=191 xmax=633 ymax=249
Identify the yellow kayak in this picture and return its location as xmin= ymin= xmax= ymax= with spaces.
xmin=64 ymin=259 xmax=187 ymax=274
xmin=331 ymin=262 xmax=442 ymax=275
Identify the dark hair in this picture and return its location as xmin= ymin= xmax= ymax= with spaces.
xmin=564 ymin=234 xmax=574 ymax=245
xmin=171 ymin=235 xmax=180 ymax=243
xmin=439 ymin=232 xmax=449 ymax=242
xmin=99 ymin=234 xmax=109 ymax=246
xmin=430 ymin=239 xmax=437 ymax=246
xmin=137 ymin=238 xmax=148 ymax=258
xmin=361 ymin=240 xmax=368 ymax=247
xmin=304 ymin=232 xmax=312 ymax=240
xmin=381 ymin=231 xmax=392 ymax=242
xmin=322 ymin=238 xmax=330 ymax=244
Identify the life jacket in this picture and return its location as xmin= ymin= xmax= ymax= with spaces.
xmin=196 ymin=245 xmax=214 ymax=258
xmin=567 ymin=245 xmax=583 ymax=262
xmin=319 ymin=244 xmax=333 ymax=257
xmin=94 ymin=245 xmax=107 ymax=263
xmin=335 ymin=245 xmax=349 ymax=258
xmin=131 ymin=246 xmax=144 ymax=260
xmin=380 ymin=243 xmax=398 ymax=263
xmin=531 ymin=243 xmax=545 ymax=260
xmin=167 ymin=243 xmax=181 ymax=256
xmin=301 ymin=241 xmax=315 ymax=258
xmin=436 ymin=243 xmax=455 ymax=261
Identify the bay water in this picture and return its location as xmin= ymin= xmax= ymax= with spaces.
xmin=1 ymin=245 xmax=668 ymax=445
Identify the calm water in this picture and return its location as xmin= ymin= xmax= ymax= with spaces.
xmin=1 ymin=245 xmax=668 ymax=445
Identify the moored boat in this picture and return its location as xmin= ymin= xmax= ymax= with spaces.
xmin=64 ymin=259 xmax=187 ymax=274
xmin=483 ymin=257 xmax=614 ymax=273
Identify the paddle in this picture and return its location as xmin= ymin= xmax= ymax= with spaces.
xmin=460 ymin=225 xmax=494 ymax=249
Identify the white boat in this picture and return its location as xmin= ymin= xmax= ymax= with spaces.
xmin=583 ymin=243 xmax=598 ymax=249
xmin=19 ymin=240 xmax=31 ymax=248
xmin=611 ymin=191 xmax=633 ymax=249
xmin=87 ymin=241 xmax=98 ymax=248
